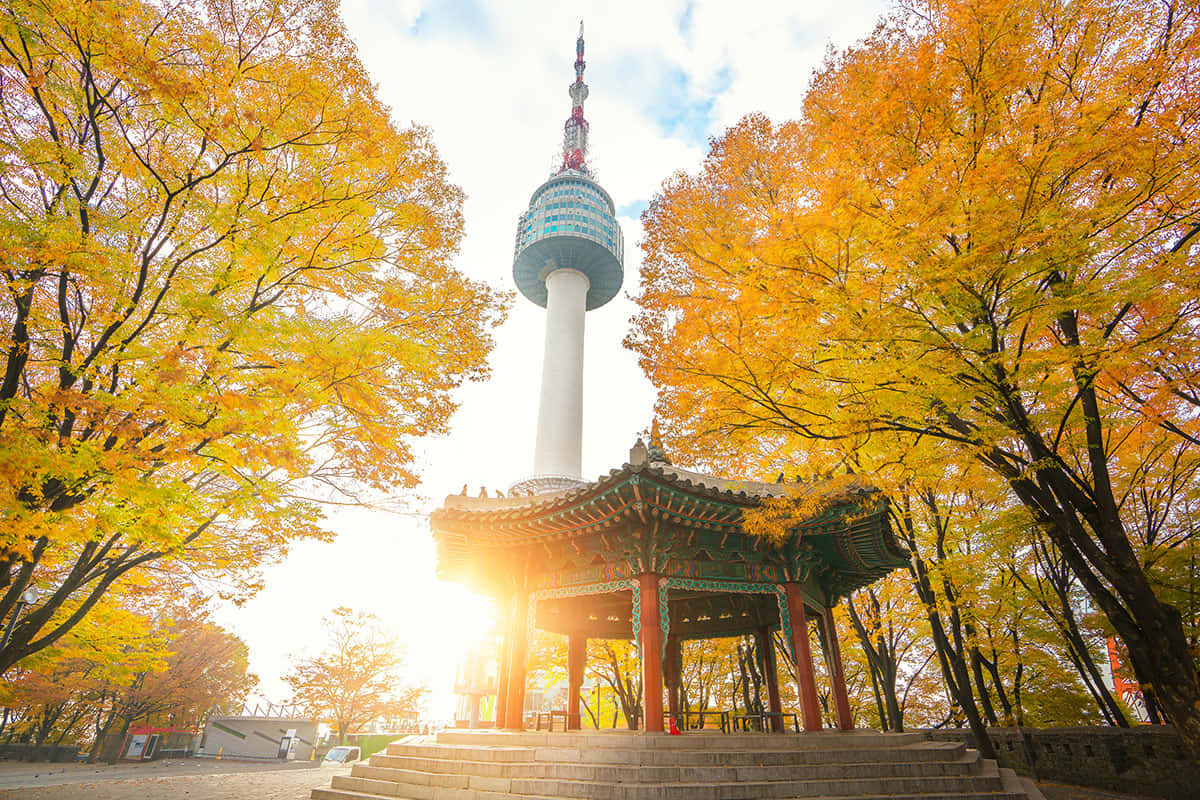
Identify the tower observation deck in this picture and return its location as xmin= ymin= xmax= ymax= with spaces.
xmin=511 ymin=23 xmax=624 ymax=495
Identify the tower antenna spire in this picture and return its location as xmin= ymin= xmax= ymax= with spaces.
xmin=562 ymin=20 xmax=589 ymax=173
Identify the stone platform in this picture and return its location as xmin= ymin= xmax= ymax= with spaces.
xmin=311 ymin=729 xmax=1046 ymax=800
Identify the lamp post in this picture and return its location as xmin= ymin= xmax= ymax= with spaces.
xmin=1 ymin=587 xmax=40 ymax=653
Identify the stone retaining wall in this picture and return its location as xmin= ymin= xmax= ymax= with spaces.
xmin=0 ymin=743 xmax=80 ymax=762
xmin=920 ymin=726 xmax=1196 ymax=800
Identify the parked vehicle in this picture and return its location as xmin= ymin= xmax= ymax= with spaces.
xmin=322 ymin=746 xmax=361 ymax=764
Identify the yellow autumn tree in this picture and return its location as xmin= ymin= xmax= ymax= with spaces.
xmin=96 ymin=608 xmax=255 ymax=762
xmin=0 ymin=591 xmax=170 ymax=754
xmin=0 ymin=0 xmax=506 ymax=673
xmin=285 ymin=607 xmax=425 ymax=744
xmin=631 ymin=0 xmax=1200 ymax=761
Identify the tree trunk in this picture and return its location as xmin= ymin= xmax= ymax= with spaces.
xmin=746 ymin=638 xmax=764 ymax=716
xmin=736 ymin=644 xmax=753 ymax=719
xmin=877 ymin=627 xmax=904 ymax=732
xmin=866 ymin=655 xmax=889 ymax=730
xmin=29 ymin=703 xmax=65 ymax=760
xmin=1017 ymin=533 xmax=1129 ymax=726
xmin=882 ymin=663 xmax=904 ymax=732
xmin=1005 ymin=467 xmax=1200 ymax=762
xmin=88 ymin=706 xmax=117 ymax=764
xmin=968 ymin=648 xmax=999 ymax=726
xmin=979 ymin=649 xmax=1014 ymax=725
xmin=898 ymin=501 xmax=997 ymax=760
xmin=846 ymin=595 xmax=903 ymax=731
xmin=581 ymin=694 xmax=599 ymax=729
xmin=105 ymin=715 xmax=133 ymax=765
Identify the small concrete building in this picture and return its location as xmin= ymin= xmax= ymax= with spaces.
xmin=200 ymin=714 xmax=318 ymax=761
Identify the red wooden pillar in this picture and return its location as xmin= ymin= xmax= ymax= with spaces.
xmin=756 ymin=625 xmax=783 ymax=730
xmin=567 ymin=633 xmax=586 ymax=730
xmin=638 ymin=573 xmax=665 ymax=732
xmin=504 ymin=590 xmax=529 ymax=729
xmin=783 ymin=582 xmax=822 ymax=732
xmin=822 ymin=607 xmax=854 ymax=731
xmin=494 ymin=597 xmax=512 ymax=729
xmin=665 ymin=633 xmax=681 ymax=724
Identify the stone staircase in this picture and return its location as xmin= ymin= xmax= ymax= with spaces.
xmin=311 ymin=729 xmax=1045 ymax=800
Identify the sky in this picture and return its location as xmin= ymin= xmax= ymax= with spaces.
xmin=213 ymin=0 xmax=892 ymax=720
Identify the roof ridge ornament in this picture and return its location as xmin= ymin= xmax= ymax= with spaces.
xmin=647 ymin=419 xmax=671 ymax=466
xmin=629 ymin=436 xmax=648 ymax=466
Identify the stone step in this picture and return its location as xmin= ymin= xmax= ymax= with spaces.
xmin=538 ymin=741 xmax=968 ymax=767
xmin=795 ymin=795 xmax=1028 ymax=800
xmin=386 ymin=743 xmax=539 ymax=762
xmin=319 ymin=790 xmax=1028 ymax=800
xmin=334 ymin=765 xmax=1008 ymax=799
xmin=312 ymin=788 xmax=394 ymax=800
xmin=324 ymin=776 xmax=1020 ymax=800
xmin=318 ymin=784 xmax=1029 ymax=800
xmin=330 ymin=775 xmax=548 ymax=799
xmin=505 ymin=773 xmax=1009 ymax=799
xmin=434 ymin=730 xmax=926 ymax=751
xmin=383 ymin=740 xmax=967 ymax=766
xmin=358 ymin=750 xmax=982 ymax=783
xmin=313 ymin=788 xmax=570 ymax=800
xmin=311 ymin=731 xmax=1038 ymax=800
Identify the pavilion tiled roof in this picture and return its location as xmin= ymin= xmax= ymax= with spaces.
xmin=435 ymin=462 xmax=871 ymax=519
xmin=430 ymin=461 xmax=908 ymax=600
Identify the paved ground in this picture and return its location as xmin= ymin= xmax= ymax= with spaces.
xmin=0 ymin=759 xmax=1165 ymax=799
xmin=0 ymin=759 xmax=348 ymax=800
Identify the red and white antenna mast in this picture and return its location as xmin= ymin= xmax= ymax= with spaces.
xmin=561 ymin=20 xmax=590 ymax=174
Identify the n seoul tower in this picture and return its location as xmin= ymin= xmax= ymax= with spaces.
xmin=511 ymin=23 xmax=624 ymax=495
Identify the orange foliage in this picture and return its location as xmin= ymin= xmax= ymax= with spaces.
xmin=0 ymin=0 xmax=507 ymax=672
xmin=284 ymin=607 xmax=425 ymax=743
xmin=631 ymin=0 xmax=1200 ymax=761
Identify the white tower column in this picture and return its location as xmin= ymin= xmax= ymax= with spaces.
xmin=533 ymin=268 xmax=590 ymax=477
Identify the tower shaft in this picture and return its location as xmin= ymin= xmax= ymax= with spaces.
xmin=533 ymin=268 xmax=590 ymax=477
